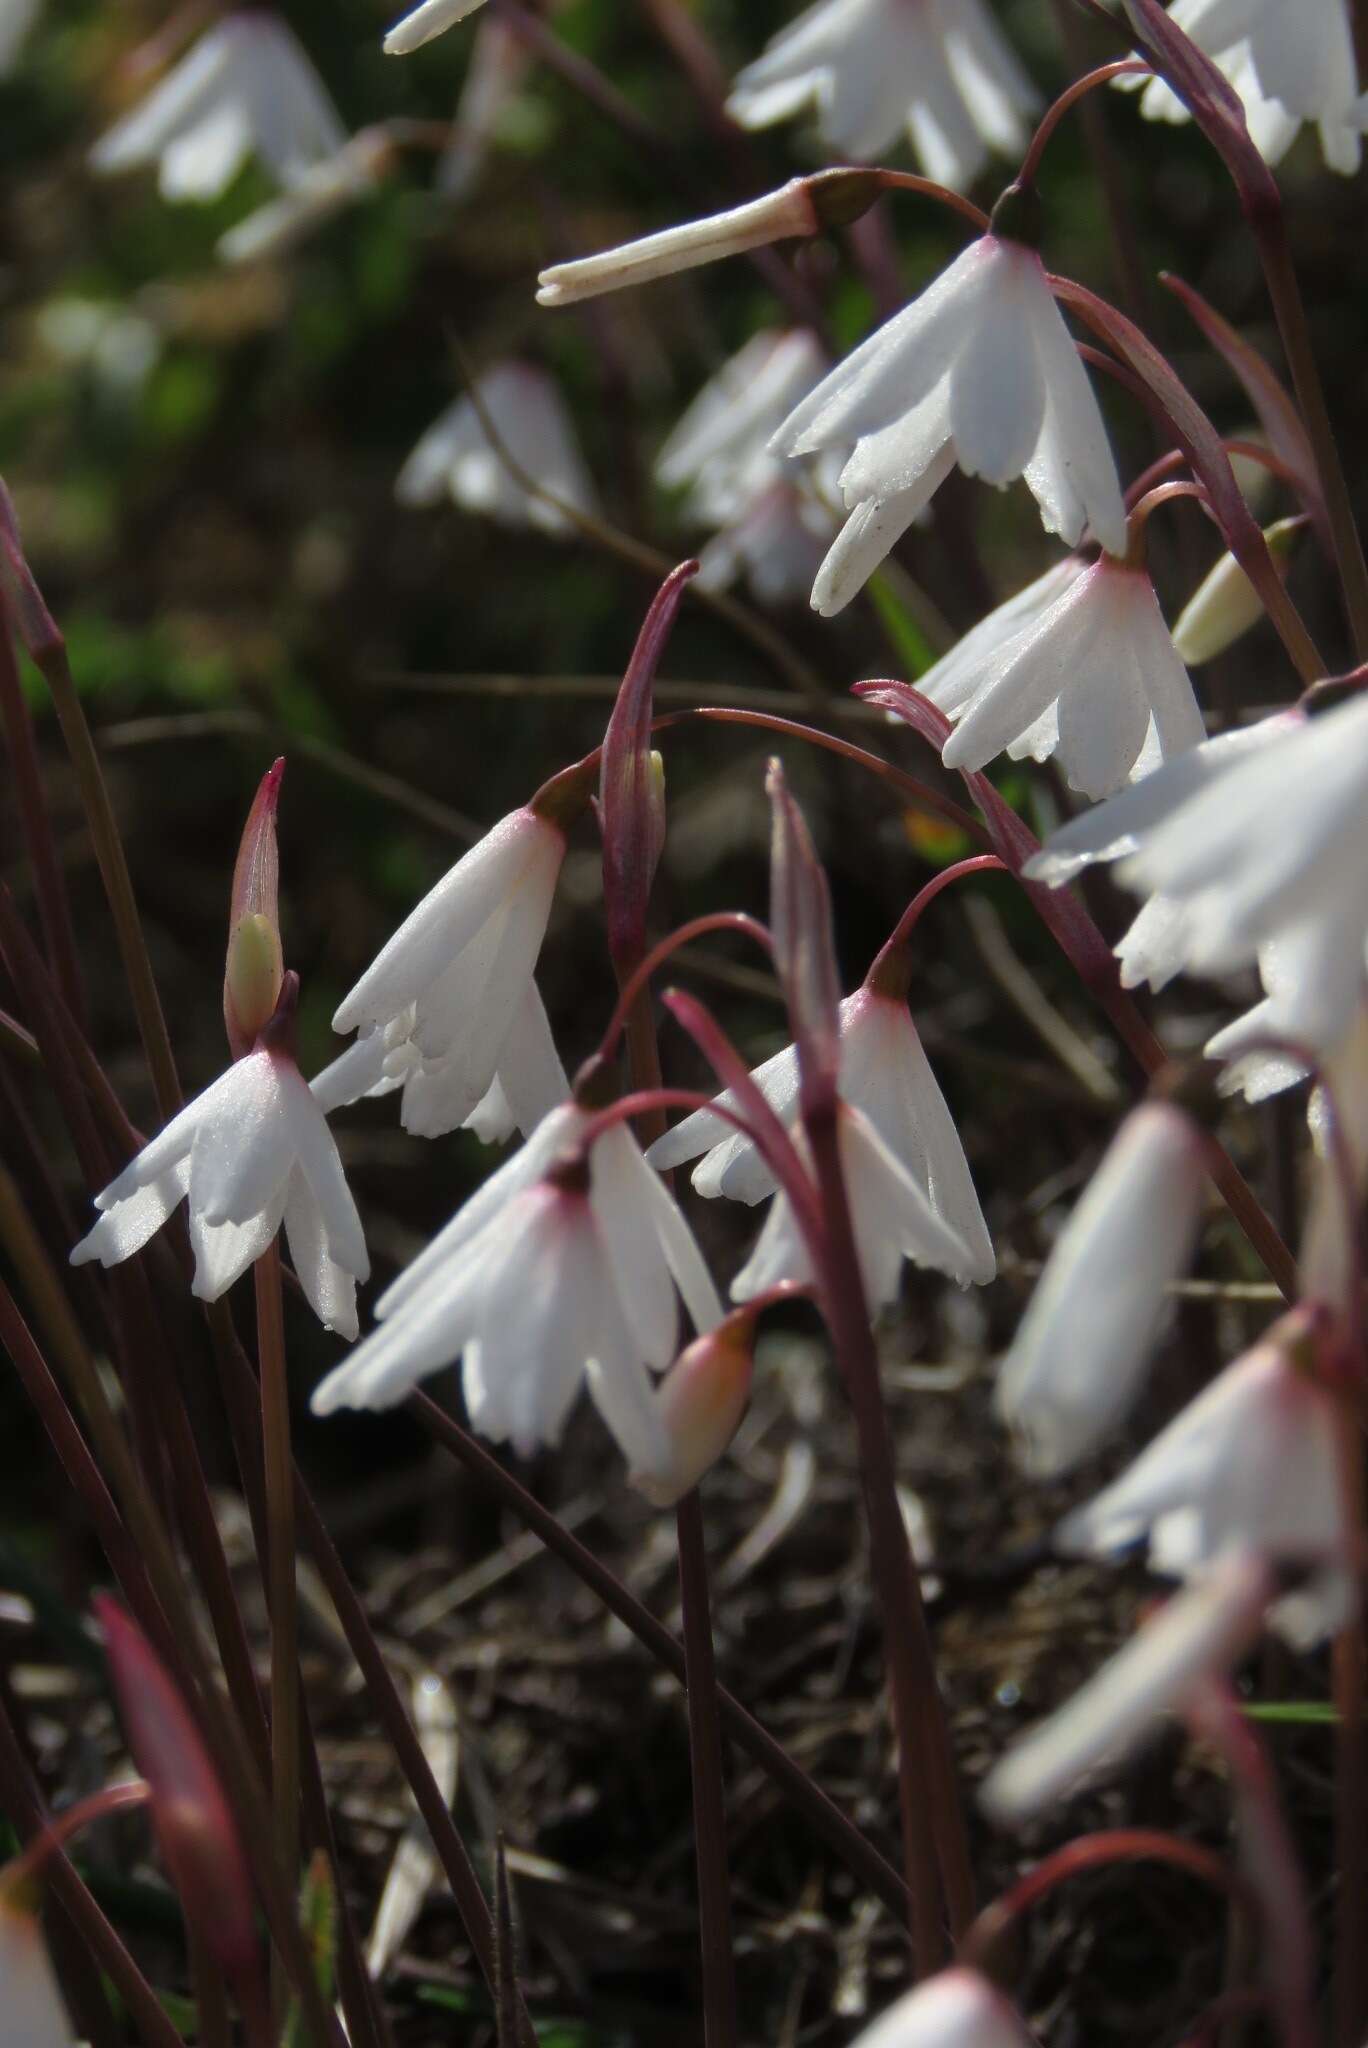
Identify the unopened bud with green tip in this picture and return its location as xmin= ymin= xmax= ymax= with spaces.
xmin=1172 ymin=516 xmax=1302 ymax=666
xmin=631 ymin=1305 xmax=757 ymax=1507
xmin=224 ymin=756 xmax=285 ymax=1056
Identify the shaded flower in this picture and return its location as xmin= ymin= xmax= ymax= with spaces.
xmin=70 ymin=1021 xmax=369 ymax=1337
xmin=218 ymin=130 xmax=386 ymax=264
xmin=396 ymin=361 xmax=597 ymax=536
xmin=656 ymin=329 xmax=828 ymax=525
xmin=844 ymin=1968 xmax=1032 ymax=2048
xmin=330 ymin=803 xmax=570 ymax=1140
xmin=90 ymin=15 xmax=346 ymax=202
xmin=311 ymin=1108 xmax=724 ymax=1467
xmin=980 ymin=1551 xmax=1273 ymax=1824
xmin=0 ymin=1884 xmax=75 ymax=2048
xmin=1056 ymin=1323 xmax=1349 ymax=1648
xmin=995 ymin=1101 xmax=1207 ymax=1477
xmin=1118 ymin=0 xmax=1368 ymax=173
xmin=384 ymin=0 xmax=489 ymax=57
xmin=727 ymin=0 xmax=1038 ymax=190
xmin=649 ymin=983 xmax=994 ymax=1286
xmin=927 ymin=553 xmax=1206 ymax=799
xmin=772 ymin=234 xmax=1127 ymax=615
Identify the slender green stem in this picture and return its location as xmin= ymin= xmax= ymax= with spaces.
xmin=255 ymin=1244 xmax=301 ymax=1960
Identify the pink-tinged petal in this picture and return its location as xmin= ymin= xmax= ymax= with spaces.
xmin=631 ymin=1311 xmax=754 ymax=1507
xmin=847 ymin=1967 xmax=1031 ymax=2048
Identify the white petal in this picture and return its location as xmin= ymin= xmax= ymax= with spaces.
xmin=71 ymin=1161 xmax=190 ymax=1269
xmin=0 ymin=1900 xmax=79 ymax=2048
xmin=283 ymin=1168 xmax=359 ymax=1338
xmin=384 ymin=0 xmax=489 ymax=56
xmin=277 ymin=1061 xmax=369 ymax=1283
xmin=948 ymin=245 xmax=1045 ymax=485
xmin=489 ymin=980 xmax=569 ymax=1137
xmin=1023 ymin=275 xmax=1127 ymax=556
xmin=188 ymin=1050 xmax=295 ymax=1228
xmin=189 ymin=1185 xmax=286 ymax=1300
xmin=592 ymin=1127 xmax=678 ymax=1370
xmin=811 ymin=454 xmax=956 ymax=616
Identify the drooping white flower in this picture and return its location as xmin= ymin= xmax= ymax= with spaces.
xmin=727 ymin=0 xmax=1039 ymax=191
xmin=1118 ymin=0 xmax=1368 ymax=174
xmin=311 ymin=1106 xmax=724 ymax=1466
xmin=657 ymin=329 xmax=828 ymax=525
xmin=980 ymin=1551 xmax=1273 ymax=1825
xmin=330 ymin=804 xmax=570 ymax=1141
xmin=927 ymin=554 xmax=1206 ymax=799
xmin=90 ymin=16 xmax=347 ymax=203
xmin=0 ymin=1889 xmax=76 ymax=2048
xmin=649 ymin=984 xmax=994 ymax=1290
xmin=0 ymin=0 xmax=38 ymax=75
xmin=70 ymin=1040 xmax=369 ymax=1338
xmin=218 ymin=131 xmax=385 ymax=265
xmin=1056 ymin=1326 xmax=1349 ymax=1648
xmin=396 ymin=362 xmax=597 ymax=536
xmin=772 ymin=234 xmax=1128 ymax=615
xmin=843 ymin=1968 xmax=1032 ymax=2048
xmin=384 ymin=0 xmax=489 ymax=57
xmin=995 ymin=1102 xmax=1208 ymax=1478
xmin=1115 ymin=693 xmax=1368 ymax=1056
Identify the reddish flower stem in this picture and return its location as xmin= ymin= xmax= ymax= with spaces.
xmin=1016 ymin=60 xmax=1151 ymax=189
xmin=599 ymin=911 xmax=773 ymax=1062
xmin=254 ymin=1242 xmax=300 ymax=1956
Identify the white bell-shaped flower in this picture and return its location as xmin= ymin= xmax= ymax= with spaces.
xmin=397 ymin=362 xmax=597 ymax=536
xmin=928 ymin=554 xmax=1206 ymax=799
xmin=1118 ymin=0 xmax=1368 ymax=174
xmin=995 ymin=1102 xmax=1207 ymax=1478
xmin=980 ymin=1551 xmax=1273 ymax=1824
xmin=0 ymin=1891 xmax=75 ymax=2048
xmin=0 ymin=0 xmax=38 ymax=75
xmin=90 ymin=15 xmax=346 ymax=203
xmin=311 ymin=1106 xmax=724 ymax=1466
xmin=657 ymin=329 xmax=828 ymax=526
xmin=773 ymin=233 xmax=1128 ymax=615
xmin=384 ymin=0 xmax=488 ymax=57
xmin=330 ymin=804 xmax=570 ymax=1141
xmin=1056 ymin=1327 xmax=1349 ymax=1648
xmin=1116 ymin=693 xmax=1368 ymax=1057
xmin=843 ymin=1968 xmax=1031 ymax=2048
xmin=648 ymin=984 xmax=994 ymax=1287
xmin=727 ymin=0 xmax=1039 ymax=190
xmin=70 ymin=1034 xmax=369 ymax=1338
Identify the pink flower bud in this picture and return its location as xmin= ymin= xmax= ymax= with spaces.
xmin=631 ymin=1308 xmax=756 ymax=1507
xmin=600 ymin=562 xmax=695 ymax=967
xmin=765 ymin=759 xmax=841 ymax=1109
xmin=848 ymin=1967 xmax=1031 ymax=2048
xmin=223 ymin=757 xmax=285 ymax=1057
xmin=94 ymin=1596 xmax=262 ymax=1999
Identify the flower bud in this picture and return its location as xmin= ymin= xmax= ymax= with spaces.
xmin=765 ymin=759 xmax=841 ymax=1110
xmin=536 ymin=178 xmax=823 ymax=307
xmin=848 ymin=1968 xmax=1031 ymax=2048
xmin=600 ymin=562 xmax=694 ymax=967
xmin=95 ymin=1596 xmax=262 ymax=1999
xmin=0 ymin=1876 xmax=75 ymax=2048
xmin=1172 ymin=517 xmax=1301 ymax=666
xmin=630 ymin=1308 xmax=756 ymax=1507
xmin=224 ymin=757 xmax=285 ymax=1056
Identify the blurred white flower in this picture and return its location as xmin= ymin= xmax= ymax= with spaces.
xmin=697 ymin=480 xmax=837 ymax=604
xmin=649 ymin=984 xmax=993 ymax=1288
xmin=90 ymin=15 xmax=346 ymax=203
xmin=657 ymin=329 xmax=828 ymax=524
xmin=1299 ymin=999 xmax=1368 ymax=1315
xmin=36 ymin=297 xmax=161 ymax=398
xmin=727 ymin=0 xmax=1038 ymax=190
xmin=384 ymin=0 xmax=489 ymax=58
xmin=1118 ymin=0 xmax=1368 ymax=174
xmin=928 ymin=554 xmax=1205 ymax=799
xmin=980 ymin=1551 xmax=1273 ymax=1824
xmin=437 ymin=13 xmax=531 ymax=197
xmin=329 ymin=805 xmax=569 ymax=1140
xmin=773 ymin=234 xmax=1127 ymax=615
xmin=70 ymin=1040 xmax=369 ymax=1338
xmin=218 ymin=130 xmax=385 ymax=264
xmin=1116 ymin=693 xmax=1368 ymax=1057
xmin=396 ymin=362 xmax=597 ymax=535
xmin=995 ymin=1102 xmax=1207 ymax=1477
xmin=311 ymin=1107 xmax=723 ymax=1467
xmin=0 ymin=1889 xmax=75 ymax=2048
xmin=843 ymin=1968 xmax=1031 ymax=2048
xmin=1057 ymin=1326 xmax=1349 ymax=1648
xmin=0 ymin=0 xmax=39 ymax=75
